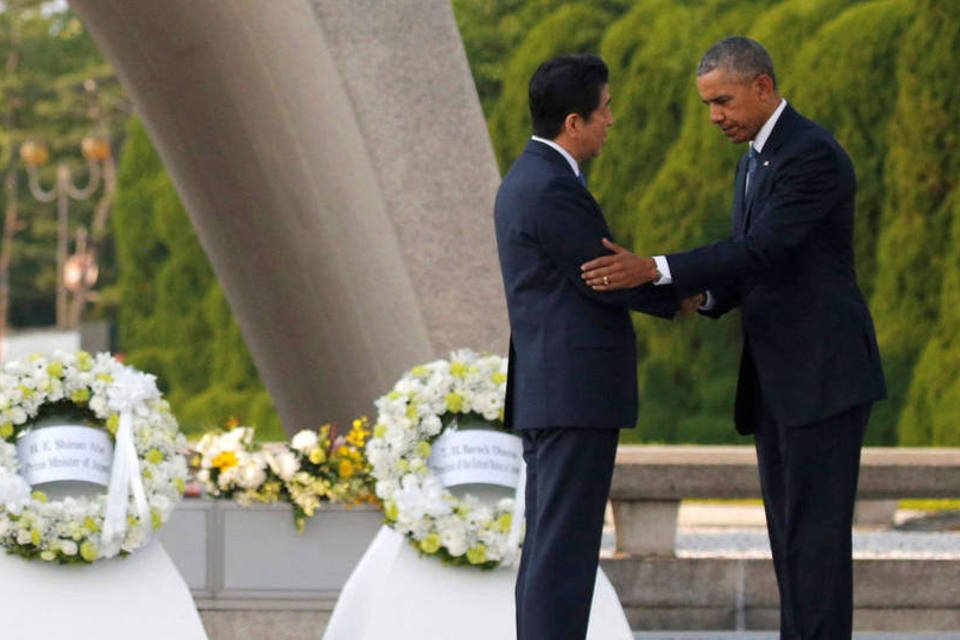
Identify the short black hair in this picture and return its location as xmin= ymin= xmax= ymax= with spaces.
xmin=697 ymin=36 xmax=777 ymax=89
xmin=528 ymin=54 xmax=609 ymax=140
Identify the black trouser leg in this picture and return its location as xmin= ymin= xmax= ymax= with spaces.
xmin=515 ymin=427 xmax=619 ymax=640
xmin=755 ymin=403 xmax=870 ymax=640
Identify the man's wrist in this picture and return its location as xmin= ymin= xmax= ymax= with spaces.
xmin=652 ymin=255 xmax=673 ymax=285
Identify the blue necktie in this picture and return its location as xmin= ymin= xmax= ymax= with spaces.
xmin=745 ymin=145 xmax=759 ymax=198
xmin=577 ymin=172 xmax=587 ymax=188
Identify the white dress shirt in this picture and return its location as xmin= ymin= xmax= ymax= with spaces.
xmin=531 ymin=135 xmax=582 ymax=179
xmin=653 ymin=99 xmax=788 ymax=310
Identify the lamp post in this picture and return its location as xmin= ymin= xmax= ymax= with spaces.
xmin=20 ymin=137 xmax=111 ymax=329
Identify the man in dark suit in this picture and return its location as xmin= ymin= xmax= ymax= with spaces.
xmin=581 ymin=37 xmax=886 ymax=639
xmin=494 ymin=54 xmax=684 ymax=640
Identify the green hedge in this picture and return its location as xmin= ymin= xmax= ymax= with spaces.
xmin=454 ymin=0 xmax=959 ymax=445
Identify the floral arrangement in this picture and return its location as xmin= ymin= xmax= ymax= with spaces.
xmin=0 ymin=352 xmax=187 ymax=564
xmin=191 ymin=417 xmax=377 ymax=531
xmin=365 ymin=349 xmax=520 ymax=569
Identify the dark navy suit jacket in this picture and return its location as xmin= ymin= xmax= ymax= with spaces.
xmin=666 ymin=105 xmax=886 ymax=433
xmin=494 ymin=140 xmax=679 ymax=431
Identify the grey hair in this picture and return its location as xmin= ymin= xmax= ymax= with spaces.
xmin=697 ymin=36 xmax=777 ymax=88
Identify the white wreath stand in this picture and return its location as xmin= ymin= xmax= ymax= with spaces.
xmin=0 ymin=540 xmax=207 ymax=640
xmin=323 ymin=526 xmax=632 ymax=640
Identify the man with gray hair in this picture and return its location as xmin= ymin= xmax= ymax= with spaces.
xmin=580 ymin=36 xmax=886 ymax=638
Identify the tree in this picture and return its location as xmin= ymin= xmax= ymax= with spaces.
xmin=879 ymin=1 xmax=960 ymax=445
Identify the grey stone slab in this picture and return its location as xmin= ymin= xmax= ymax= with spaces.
xmin=601 ymin=556 xmax=746 ymax=607
xmin=201 ymin=610 xmax=330 ymax=640
xmin=611 ymin=446 xmax=960 ymax=500
xmin=853 ymin=560 xmax=960 ymax=607
xmin=624 ymin=607 xmax=737 ymax=631
xmin=634 ymin=635 xmax=960 ymax=639
xmin=613 ymin=500 xmax=680 ymax=555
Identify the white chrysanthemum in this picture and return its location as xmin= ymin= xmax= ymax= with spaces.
xmin=263 ymin=445 xmax=300 ymax=482
xmin=0 ymin=469 xmax=31 ymax=515
xmin=289 ymin=429 xmax=318 ymax=453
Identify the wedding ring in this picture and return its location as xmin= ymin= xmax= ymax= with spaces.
xmin=603 ymin=276 xmax=609 ymax=285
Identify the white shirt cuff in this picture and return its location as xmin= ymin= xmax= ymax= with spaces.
xmin=699 ymin=290 xmax=716 ymax=311
xmin=652 ymin=255 xmax=672 ymax=285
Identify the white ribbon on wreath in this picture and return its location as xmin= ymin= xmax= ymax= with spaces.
xmin=100 ymin=368 xmax=157 ymax=553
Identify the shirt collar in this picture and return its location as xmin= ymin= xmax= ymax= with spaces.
xmin=531 ymin=136 xmax=581 ymax=177
xmin=751 ymin=99 xmax=787 ymax=153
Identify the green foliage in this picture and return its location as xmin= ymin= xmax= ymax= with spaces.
xmin=485 ymin=3 xmax=631 ymax=171
xmin=0 ymin=3 xmax=129 ymax=326
xmin=883 ymin=1 xmax=960 ymax=445
xmin=112 ymin=119 xmax=281 ymax=438
xmin=454 ymin=0 xmax=958 ymax=444
xmin=785 ymin=0 xmax=915 ymax=445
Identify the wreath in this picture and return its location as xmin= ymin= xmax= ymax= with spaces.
xmin=366 ymin=349 xmax=524 ymax=569
xmin=0 ymin=352 xmax=187 ymax=564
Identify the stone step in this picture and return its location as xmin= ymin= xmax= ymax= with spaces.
xmin=633 ymin=634 xmax=960 ymax=639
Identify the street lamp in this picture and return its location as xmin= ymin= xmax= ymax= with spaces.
xmin=20 ymin=137 xmax=111 ymax=329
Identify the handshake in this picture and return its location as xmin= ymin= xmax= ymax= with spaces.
xmin=580 ymin=237 xmax=705 ymax=315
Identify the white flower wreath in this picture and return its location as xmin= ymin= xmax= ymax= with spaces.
xmin=366 ymin=349 xmax=523 ymax=569
xmin=0 ymin=352 xmax=187 ymax=564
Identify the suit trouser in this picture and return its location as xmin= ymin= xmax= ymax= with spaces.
xmin=515 ymin=427 xmax=619 ymax=640
xmin=754 ymin=397 xmax=871 ymax=640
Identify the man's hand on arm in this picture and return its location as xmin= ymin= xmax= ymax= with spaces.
xmin=679 ymin=293 xmax=707 ymax=316
xmin=580 ymin=238 xmax=660 ymax=290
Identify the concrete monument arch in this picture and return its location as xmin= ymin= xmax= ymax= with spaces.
xmin=68 ymin=0 xmax=508 ymax=433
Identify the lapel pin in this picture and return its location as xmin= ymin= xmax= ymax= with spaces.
xmin=763 ymin=160 xmax=770 ymax=167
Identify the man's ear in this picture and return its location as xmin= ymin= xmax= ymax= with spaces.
xmin=563 ymin=112 xmax=580 ymax=137
xmin=755 ymin=74 xmax=776 ymax=101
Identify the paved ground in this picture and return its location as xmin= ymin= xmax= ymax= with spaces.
xmin=633 ymin=635 xmax=960 ymax=639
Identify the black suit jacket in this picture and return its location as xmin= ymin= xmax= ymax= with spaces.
xmin=494 ymin=140 xmax=679 ymax=431
xmin=666 ymin=105 xmax=886 ymax=433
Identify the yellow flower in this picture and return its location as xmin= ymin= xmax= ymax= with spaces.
xmin=492 ymin=371 xmax=507 ymax=385
xmin=410 ymin=365 xmax=429 ymax=378
xmin=212 ymin=451 xmax=239 ymax=470
xmin=497 ymin=513 xmax=512 ymax=532
xmin=106 ymin=414 xmax=119 ymax=435
xmin=70 ymin=388 xmax=91 ymax=404
xmin=31 ymin=490 xmax=48 ymax=503
xmin=308 ymin=447 xmax=327 ymax=464
xmin=384 ymin=500 xmax=398 ymax=522
xmin=30 ymin=528 xmax=42 ymax=546
xmin=80 ymin=541 xmax=99 ymax=562
xmin=77 ymin=350 xmax=93 ymax=371
xmin=47 ymin=362 xmax=64 ymax=378
xmin=145 ymin=449 xmax=164 ymax=464
xmin=415 ymin=441 xmax=431 ymax=459
xmin=450 ymin=361 xmax=468 ymax=378
xmin=466 ymin=544 xmax=488 ymax=565
xmin=151 ymin=509 xmax=163 ymax=530
xmin=338 ymin=459 xmax=356 ymax=479
xmin=445 ymin=392 xmax=464 ymax=413
xmin=373 ymin=423 xmax=387 ymax=438
xmin=0 ymin=422 xmax=12 ymax=439
xmin=418 ymin=533 xmax=441 ymax=554
xmin=83 ymin=516 xmax=100 ymax=533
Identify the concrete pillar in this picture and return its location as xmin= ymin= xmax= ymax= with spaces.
xmin=67 ymin=0 xmax=508 ymax=433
